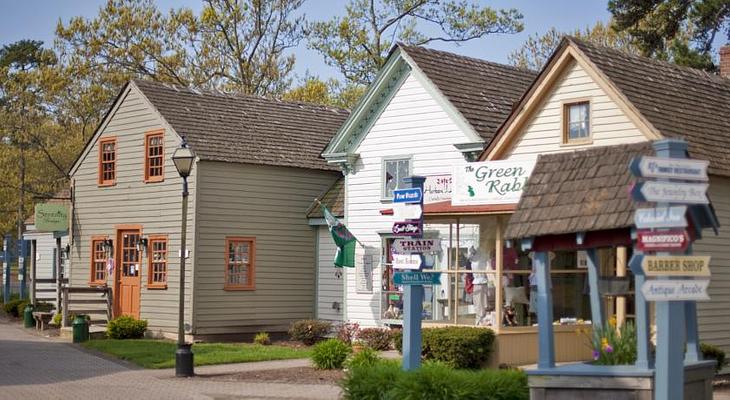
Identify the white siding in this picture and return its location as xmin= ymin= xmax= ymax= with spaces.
xmin=504 ymin=59 xmax=649 ymax=159
xmin=316 ymin=225 xmax=343 ymax=322
xmin=345 ymin=73 xmax=474 ymax=326
xmin=24 ymin=229 xmax=69 ymax=308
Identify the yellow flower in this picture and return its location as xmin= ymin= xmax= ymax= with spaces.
xmin=608 ymin=316 xmax=617 ymax=328
xmin=601 ymin=337 xmax=609 ymax=348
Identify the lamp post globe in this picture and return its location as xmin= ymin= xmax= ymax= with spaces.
xmin=173 ymin=138 xmax=195 ymax=377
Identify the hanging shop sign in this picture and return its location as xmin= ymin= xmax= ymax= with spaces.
xmin=393 ymin=238 xmax=441 ymax=254
xmin=392 ymin=220 xmax=423 ymax=236
xmin=630 ymin=181 xmax=709 ymax=204
xmin=423 ymin=175 xmax=452 ymax=204
xmin=393 ymin=202 xmax=423 ymax=220
xmin=393 ymin=271 xmax=441 ymax=285
xmin=34 ymin=204 xmax=69 ymax=233
xmin=636 ymin=230 xmax=690 ymax=252
xmin=453 ymin=158 xmax=536 ymax=205
xmin=393 ymin=188 xmax=423 ymax=204
xmin=630 ymin=156 xmax=709 ymax=181
xmin=634 ymin=206 xmax=688 ymax=229
xmin=641 ymin=279 xmax=710 ymax=302
xmin=392 ymin=253 xmax=423 ymax=270
xmin=637 ymin=254 xmax=711 ymax=277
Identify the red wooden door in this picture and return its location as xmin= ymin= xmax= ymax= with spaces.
xmin=116 ymin=229 xmax=141 ymax=318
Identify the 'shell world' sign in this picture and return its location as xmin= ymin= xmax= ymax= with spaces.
xmin=637 ymin=230 xmax=690 ymax=252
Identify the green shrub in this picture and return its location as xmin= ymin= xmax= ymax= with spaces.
xmin=701 ymin=342 xmax=727 ymax=373
xmin=588 ymin=321 xmax=637 ymax=365
xmin=336 ymin=321 xmax=360 ymax=345
xmin=357 ymin=327 xmax=393 ymax=351
xmin=15 ymin=300 xmax=30 ymax=318
xmin=288 ymin=319 xmax=332 ymax=345
xmin=107 ymin=315 xmax=148 ymax=339
xmin=254 ymin=332 xmax=271 ymax=346
xmin=311 ymin=339 xmax=352 ymax=370
xmin=34 ymin=302 xmax=54 ymax=312
xmin=3 ymin=299 xmax=25 ymax=317
xmin=390 ymin=327 xmax=495 ymax=369
xmin=346 ymin=347 xmax=381 ymax=369
xmin=341 ymin=360 xmax=528 ymax=400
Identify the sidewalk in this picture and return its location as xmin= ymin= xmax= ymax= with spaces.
xmin=0 ymin=319 xmax=340 ymax=400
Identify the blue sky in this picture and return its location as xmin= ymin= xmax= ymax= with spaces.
xmin=0 ymin=0 xmax=612 ymax=81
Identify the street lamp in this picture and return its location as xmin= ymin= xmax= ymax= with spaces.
xmin=172 ymin=137 xmax=195 ymax=377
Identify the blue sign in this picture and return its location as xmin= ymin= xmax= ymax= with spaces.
xmin=393 ymin=188 xmax=423 ymax=204
xmin=630 ymin=156 xmax=709 ymax=181
xmin=393 ymin=271 xmax=441 ymax=285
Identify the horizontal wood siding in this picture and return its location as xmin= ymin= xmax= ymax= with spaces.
xmin=193 ymin=161 xmax=338 ymax=335
xmin=504 ymin=60 xmax=648 ymax=159
xmin=345 ymin=73 xmax=474 ymax=326
xmin=69 ymin=86 xmax=196 ymax=335
xmin=694 ymin=175 xmax=730 ymax=354
xmin=317 ymin=225 xmax=343 ymax=322
xmin=23 ymin=230 xmax=69 ymax=308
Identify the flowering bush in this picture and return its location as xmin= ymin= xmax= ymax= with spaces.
xmin=336 ymin=321 xmax=360 ymax=345
xmin=580 ymin=316 xmax=636 ymax=365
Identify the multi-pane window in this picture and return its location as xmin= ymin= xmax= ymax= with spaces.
xmin=90 ymin=238 xmax=108 ymax=285
xmin=98 ymin=137 xmax=117 ymax=185
xmin=225 ymin=237 xmax=255 ymax=290
xmin=564 ymin=101 xmax=590 ymax=143
xmin=383 ymin=158 xmax=411 ymax=199
xmin=148 ymin=236 xmax=168 ymax=288
xmin=145 ymin=131 xmax=164 ymax=182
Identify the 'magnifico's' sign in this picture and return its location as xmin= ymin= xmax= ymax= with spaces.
xmin=453 ymin=158 xmax=536 ymax=205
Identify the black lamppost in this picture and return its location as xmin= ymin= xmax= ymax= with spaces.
xmin=172 ymin=137 xmax=195 ymax=377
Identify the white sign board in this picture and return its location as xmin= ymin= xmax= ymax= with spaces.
xmin=424 ymin=175 xmax=452 ymax=204
xmin=635 ymin=181 xmax=709 ymax=204
xmin=633 ymin=156 xmax=709 ymax=181
xmin=392 ymin=253 xmax=422 ymax=270
xmin=641 ymin=279 xmax=710 ymax=301
xmin=634 ymin=206 xmax=688 ymax=229
xmin=453 ymin=158 xmax=537 ymax=205
xmin=393 ymin=238 xmax=441 ymax=254
xmin=393 ymin=202 xmax=423 ymax=220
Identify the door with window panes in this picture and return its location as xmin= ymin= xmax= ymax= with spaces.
xmin=115 ymin=229 xmax=142 ymax=318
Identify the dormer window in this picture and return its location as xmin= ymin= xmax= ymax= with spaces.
xmin=563 ymin=101 xmax=591 ymax=144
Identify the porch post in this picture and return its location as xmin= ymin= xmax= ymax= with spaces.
xmin=684 ymin=243 xmax=700 ymax=362
xmin=3 ymin=235 xmax=10 ymax=303
xmin=534 ymin=250 xmax=554 ymax=369
xmin=586 ymin=248 xmax=604 ymax=327
xmin=632 ymin=251 xmax=652 ymax=369
xmin=30 ymin=240 xmax=36 ymax=304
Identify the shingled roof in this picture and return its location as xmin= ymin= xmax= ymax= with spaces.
xmin=306 ymin=177 xmax=344 ymax=219
xmin=504 ymin=143 xmax=654 ymax=240
xmin=399 ymin=44 xmax=537 ymax=141
xmin=133 ymin=79 xmax=349 ymax=172
xmin=568 ymin=37 xmax=730 ymax=177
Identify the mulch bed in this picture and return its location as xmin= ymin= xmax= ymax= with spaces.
xmin=204 ymin=366 xmax=345 ymax=385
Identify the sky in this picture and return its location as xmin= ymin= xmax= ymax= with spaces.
xmin=0 ymin=0 xmax=612 ymax=81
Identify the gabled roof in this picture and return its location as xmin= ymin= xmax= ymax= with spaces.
xmin=398 ymin=45 xmax=537 ymax=141
xmin=306 ymin=177 xmax=344 ymax=219
xmin=133 ymin=79 xmax=349 ymax=171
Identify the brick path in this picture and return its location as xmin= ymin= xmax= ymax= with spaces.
xmin=0 ymin=320 xmax=340 ymax=400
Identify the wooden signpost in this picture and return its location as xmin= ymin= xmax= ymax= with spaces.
xmin=630 ymin=181 xmax=709 ymax=204
xmin=641 ymin=279 xmax=710 ymax=302
xmin=637 ymin=255 xmax=711 ymax=277
xmin=634 ymin=206 xmax=688 ymax=229
xmin=636 ymin=230 xmax=690 ymax=252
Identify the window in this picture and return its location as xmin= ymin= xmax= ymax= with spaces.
xmin=225 ymin=237 xmax=255 ymax=290
xmin=98 ymin=137 xmax=117 ymax=185
xmin=148 ymin=236 xmax=168 ymax=288
xmin=144 ymin=130 xmax=164 ymax=182
xmin=563 ymin=101 xmax=590 ymax=143
xmin=90 ymin=238 xmax=109 ymax=285
xmin=383 ymin=157 xmax=411 ymax=199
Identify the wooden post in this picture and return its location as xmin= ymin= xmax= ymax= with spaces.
xmin=494 ymin=218 xmax=503 ymax=334
xmin=106 ymin=287 xmax=113 ymax=322
xmin=632 ymin=252 xmax=652 ymax=370
xmin=61 ymin=286 xmax=68 ymax=327
xmin=684 ymin=243 xmax=701 ymax=362
xmin=454 ymin=217 xmax=460 ymax=325
xmin=55 ymin=237 xmax=62 ymax=317
xmin=30 ymin=240 xmax=36 ymax=304
xmin=534 ymin=250 xmax=554 ymax=369
xmin=3 ymin=234 xmax=10 ymax=303
xmin=586 ymin=248 xmax=604 ymax=327
xmin=616 ymin=246 xmax=627 ymax=328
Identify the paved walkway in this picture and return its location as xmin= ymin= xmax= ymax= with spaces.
xmin=0 ymin=321 xmax=340 ymax=400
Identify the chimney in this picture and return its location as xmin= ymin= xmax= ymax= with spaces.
xmin=721 ymin=45 xmax=730 ymax=79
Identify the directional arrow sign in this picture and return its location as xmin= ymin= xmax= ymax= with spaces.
xmin=393 ymin=238 xmax=440 ymax=254
xmin=641 ymin=255 xmax=711 ymax=277
xmin=641 ymin=279 xmax=710 ymax=301
xmin=634 ymin=206 xmax=687 ymax=229
xmin=393 ymin=188 xmax=423 ymax=204
xmin=637 ymin=230 xmax=690 ymax=252
xmin=393 ymin=202 xmax=423 ymax=220
xmin=392 ymin=221 xmax=423 ymax=237
xmin=393 ymin=271 xmax=441 ymax=285
xmin=629 ymin=253 xmax=645 ymax=276
xmin=392 ymin=253 xmax=423 ymax=270
xmin=630 ymin=156 xmax=709 ymax=181
xmin=631 ymin=181 xmax=709 ymax=204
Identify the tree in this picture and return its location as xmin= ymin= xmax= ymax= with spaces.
xmin=283 ymin=77 xmax=366 ymax=109
xmin=308 ymin=0 xmax=524 ymax=85
xmin=608 ymin=0 xmax=728 ymax=69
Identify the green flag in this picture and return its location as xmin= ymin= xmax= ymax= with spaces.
xmin=322 ymin=205 xmax=356 ymax=268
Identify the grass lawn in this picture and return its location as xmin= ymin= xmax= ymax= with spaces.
xmin=82 ymin=339 xmax=312 ymax=369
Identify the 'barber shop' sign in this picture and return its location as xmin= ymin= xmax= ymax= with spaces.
xmin=453 ymin=158 xmax=536 ymax=205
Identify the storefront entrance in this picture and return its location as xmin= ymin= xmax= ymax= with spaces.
xmin=115 ymin=227 xmax=142 ymax=318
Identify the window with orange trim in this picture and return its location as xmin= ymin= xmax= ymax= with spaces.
xmin=224 ymin=237 xmax=255 ymax=290
xmin=90 ymin=238 xmax=108 ymax=285
xmin=144 ymin=131 xmax=164 ymax=182
xmin=98 ymin=137 xmax=117 ymax=185
xmin=148 ymin=236 xmax=168 ymax=288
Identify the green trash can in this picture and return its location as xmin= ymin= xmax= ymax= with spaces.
xmin=72 ymin=315 xmax=89 ymax=343
xmin=23 ymin=304 xmax=34 ymax=328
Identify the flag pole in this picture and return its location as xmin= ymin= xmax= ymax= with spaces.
xmin=315 ymin=198 xmax=366 ymax=247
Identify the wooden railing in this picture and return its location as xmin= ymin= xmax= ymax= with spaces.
xmin=61 ymin=286 xmax=112 ymax=327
